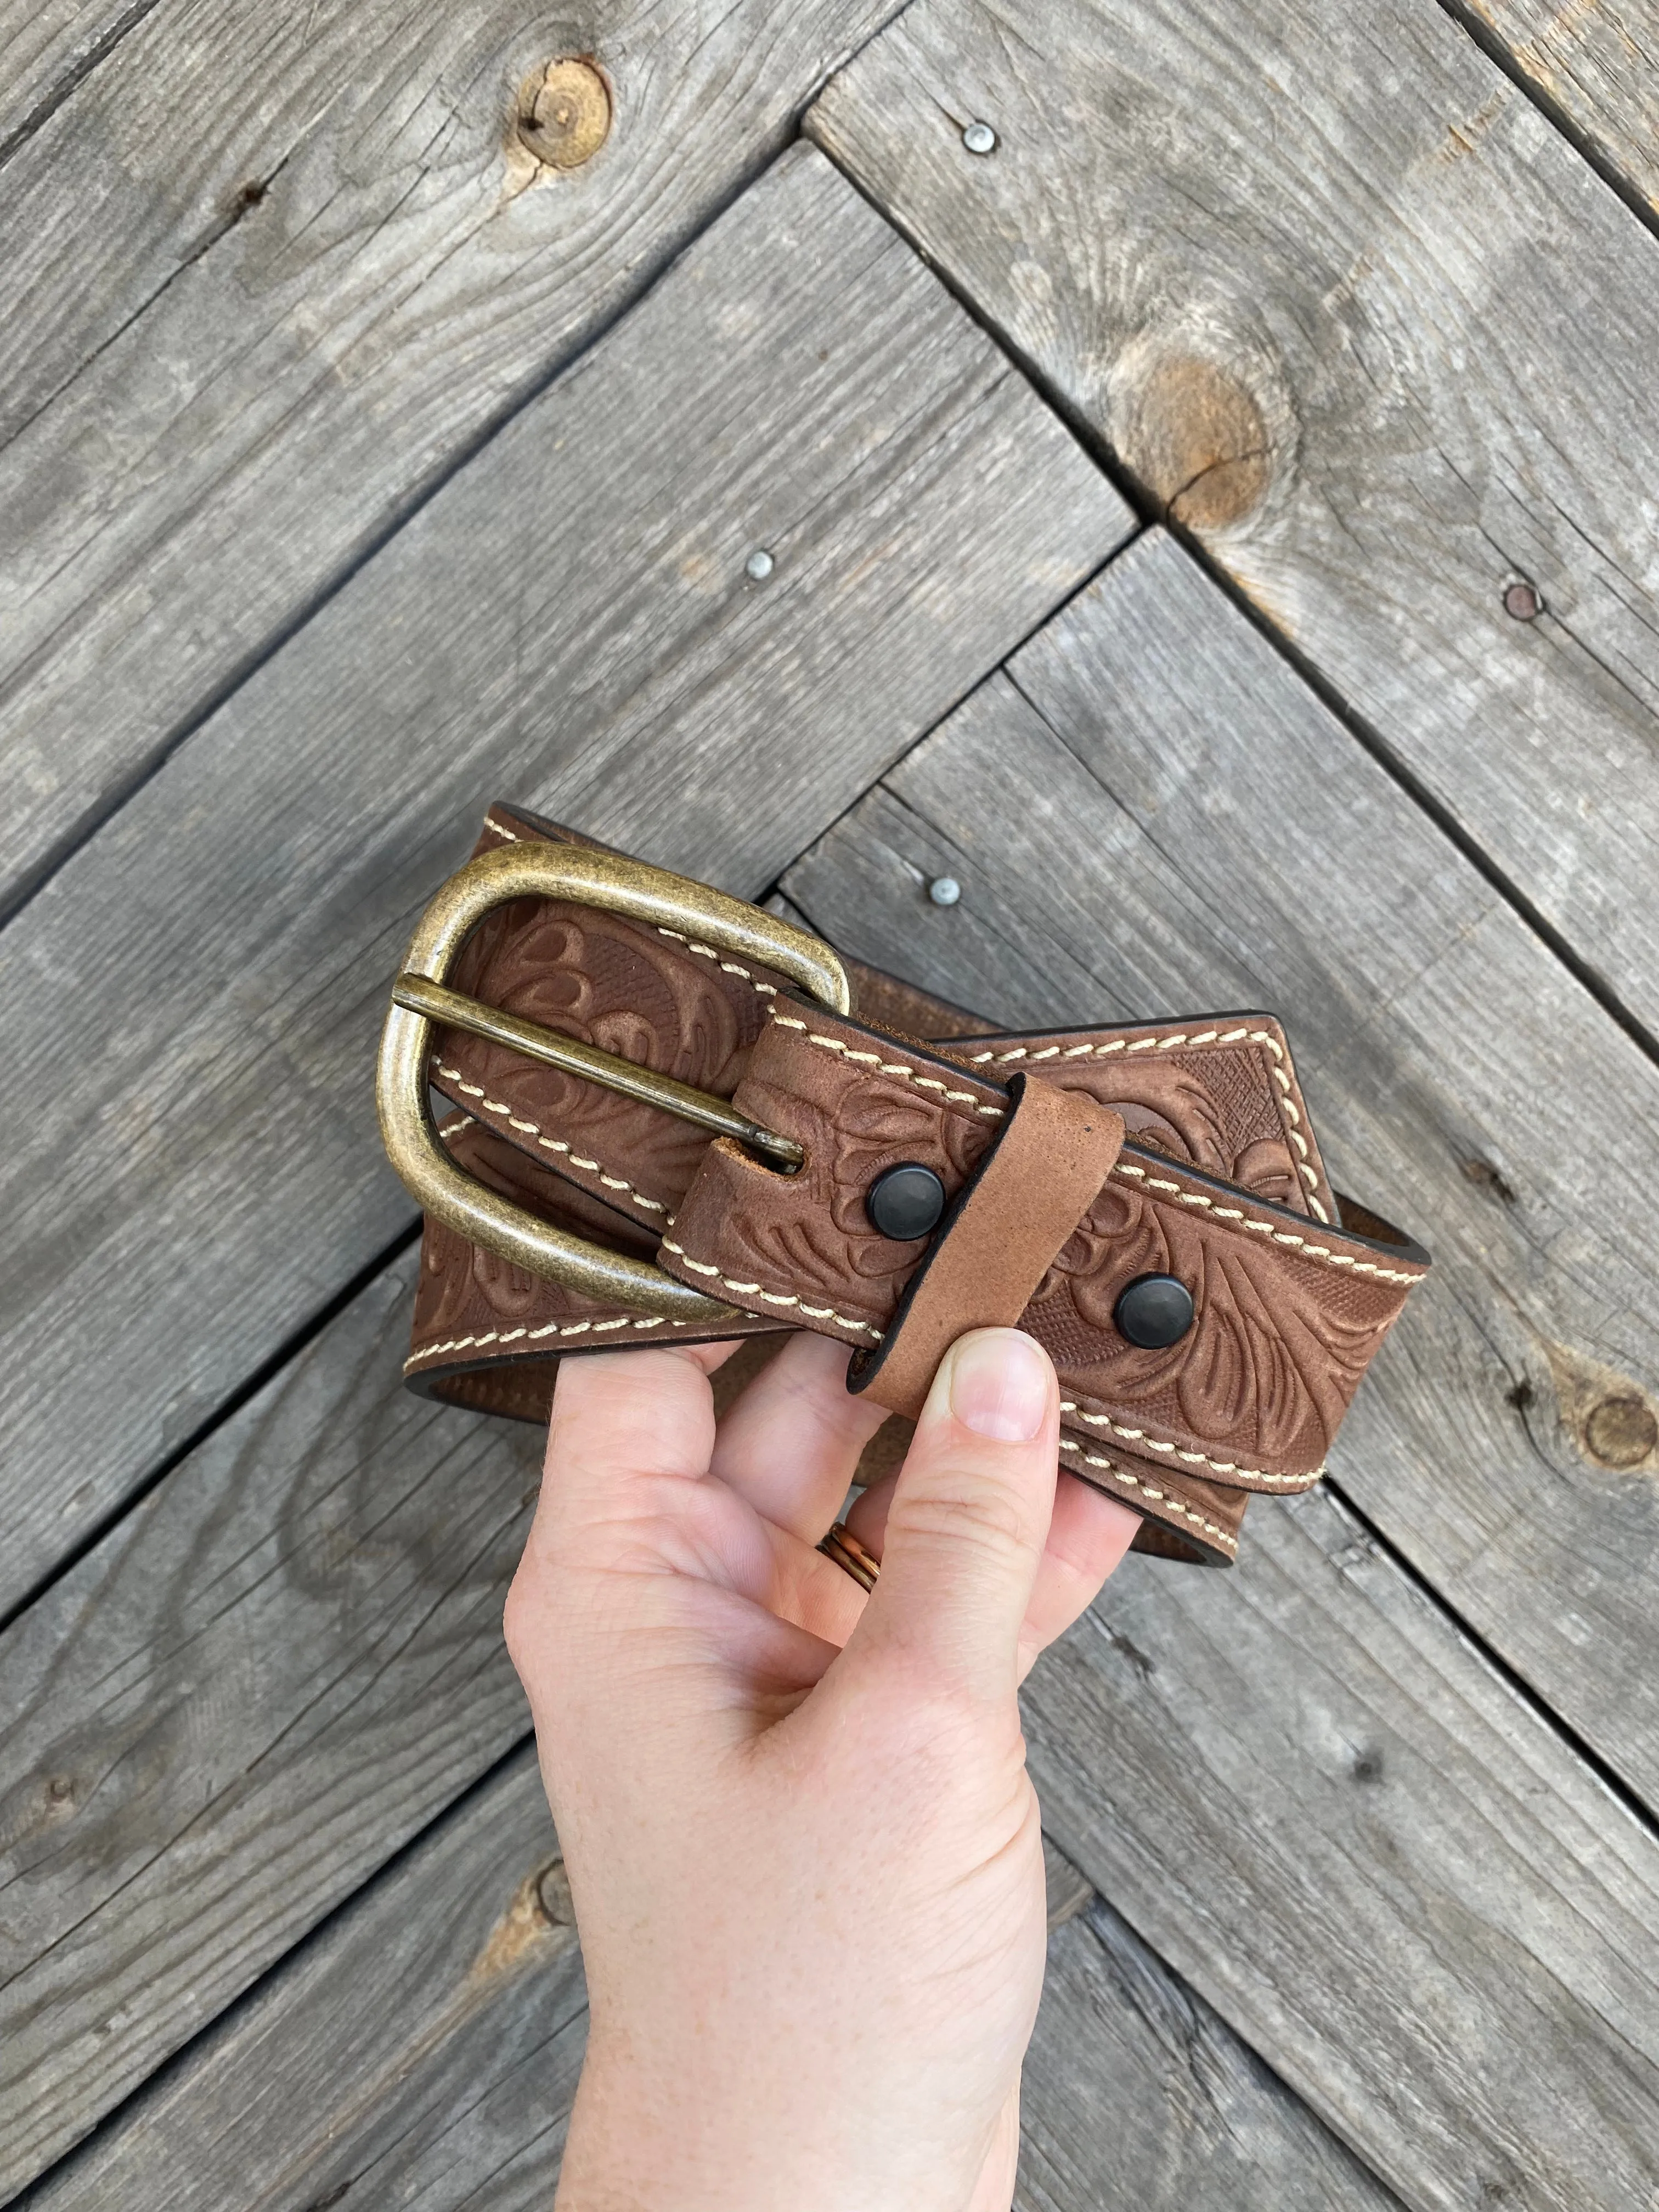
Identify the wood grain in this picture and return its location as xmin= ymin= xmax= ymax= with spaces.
xmin=21 ymin=1750 xmax=585 ymax=2212
xmin=780 ymin=528 xmax=1659 ymax=2205
xmin=1460 ymin=0 xmax=1659 ymax=213
xmin=0 ymin=142 xmax=1129 ymax=1616
xmin=0 ymin=0 xmax=911 ymax=905
xmin=14 ymin=1716 xmax=1389 ymax=2212
xmin=0 ymin=0 xmax=160 ymax=153
xmin=809 ymin=0 xmax=1659 ymax=1033
xmin=1024 ymin=1489 xmax=1659 ymax=2212
xmin=783 ymin=526 xmax=1659 ymax=1820
xmin=0 ymin=1250 xmax=546 ymax=2194
xmin=1021 ymin=1891 xmax=1402 ymax=2212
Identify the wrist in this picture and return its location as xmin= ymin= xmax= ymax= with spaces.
xmin=556 ymin=2042 xmax=986 ymax=2212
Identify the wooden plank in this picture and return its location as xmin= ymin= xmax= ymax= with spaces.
xmin=12 ymin=1682 xmax=1388 ymax=2212
xmin=808 ymin=0 xmax=1659 ymax=1035
xmin=0 ymin=1190 xmax=1367 ymax=2207
xmin=21 ymin=1751 xmax=586 ymax=2212
xmin=0 ymin=143 xmax=1131 ymax=1616
xmin=0 ymin=0 xmax=159 ymax=153
xmin=0 ymin=0 xmax=911 ymax=906
xmin=0 ymin=1248 xmax=547 ymax=2194
xmin=1024 ymin=1491 xmax=1659 ymax=2212
xmin=779 ymin=529 xmax=1659 ymax=2207
xmin=1022 ymin=1888 xmax=1403 ymax=2212
xmin=783 ymin=525 xmax=1659 ymax=1820
xmin=1459 ymin=0 xmax=1659 ymax=215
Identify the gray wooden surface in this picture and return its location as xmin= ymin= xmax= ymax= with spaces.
xmin=785 ymin=527 xmax=1659 ymax=1818
xmin=1023 ymin=1491 xmax=1659 ymax=2212
xmin=0 ymin=0 xmax=153 ymax=150
xmin=0 ymin=140 xmax=1129 ymax=1617
xmin=1020 ymin=1893 xmax=1403 ymax=2212
xmin=780 ymin=533 xmax=1659 ymax=2209
xmin=21 ymin=1751 xmax=586 ymax=2212
xmin=809 ymin=0 xmax=1659 ymax=1035
xmin=15 ymin=1746 xmax=1390 ymax=2212
xmin=0 ymin=0 xmax=907 ymax=906
xmin=0 ymin=1251 xmax=543 ymax=2192
xmin=8 ymin=0 xmax=1659 ymax=2203
xmin=1460 ymin=0 xmax=1659 ymax=210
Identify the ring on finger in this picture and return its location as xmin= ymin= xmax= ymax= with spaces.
xmin=817 ymin=1520 xmax=879 ymax=1593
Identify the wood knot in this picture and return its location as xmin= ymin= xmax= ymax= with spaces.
xmin=1111 ymin=352 xmax=1272 ymax=530
xmin=1541 ymin=1339 xmax=1659 ymax=1474
xmin=1460 ymin=1156 xmax=1516 ymax=1205
xmin=465 ymin=1858 xmax=574 ymax=1987
xmin=1585 ymin=1396 xmax=1659 ymax=1471
xmin=518 ymin=58 xmax=611 ymax=171
xmin=536 ymin=1858 xmax=574 ymax=1926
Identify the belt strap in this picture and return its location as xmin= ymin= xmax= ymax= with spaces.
xmin=394 ymin=806 xmax=1430 ymax=1565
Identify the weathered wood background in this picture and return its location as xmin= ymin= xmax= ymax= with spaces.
xmin=4 ymin=0 xmax=1657 ymax=2205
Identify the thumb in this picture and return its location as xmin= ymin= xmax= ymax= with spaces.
xmin=843 ymin=1328 xmax=1058 ymax=1705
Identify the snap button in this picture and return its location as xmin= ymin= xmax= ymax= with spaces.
xmin=1114 ymin=1273 xmax=1195 ymax=1348
xmin=866 ymin=1161 xmax=947 ymax=1240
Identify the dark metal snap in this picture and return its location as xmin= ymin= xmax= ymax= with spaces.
xmin=866 ymin=1161 xmax=947 ymax=1240
xmin=1114 ymin=1274 xmax=1194 ymax=1348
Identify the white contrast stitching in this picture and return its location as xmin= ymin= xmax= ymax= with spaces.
xmin=1058 ymin=1438 xmax=1239 ymax=1555
xmin=962 ymin=1022 xmax=1325 ymax=1209
xmin=770 ymin=1014 xmax=1005 ymax=1116
xmin=1058 ymin=1401 xmax=1322 ymax=1489
xmin=967 ymin=1025 xmax=1283 ymax=1066
xmin=655 ymin=928 xmax=778 ymax=1001
xmin=407 ymin=1312 xmax=685 ymax=1369
xmin=1109 ymin=1164 xmax=1423 ymax=1285
xmin=433 ymin=1064 xmax=672 ymax=1216
xmin=477 ymin=836 xmax=1328 ymax=1223
xmin=478 ymin=828 xmax=779 ymax=1000
xmin=660 ymin=1241 xmax=883 ymax=1340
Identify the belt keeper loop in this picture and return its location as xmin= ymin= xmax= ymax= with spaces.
xmin=847 ymin=1073 xmax=1125 ymax=1421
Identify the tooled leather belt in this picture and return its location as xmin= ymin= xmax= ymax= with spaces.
xmin=376 ymin=804 xmax=1430 ymax=1567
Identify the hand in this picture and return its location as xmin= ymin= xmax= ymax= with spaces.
xmin=505 ymin=1325 xmax=1139 ymax=2212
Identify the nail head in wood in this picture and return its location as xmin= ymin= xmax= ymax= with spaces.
xmin=928 ymin=875 xmax=961 ymax=906
xmin=1503 ymin=580 xmax=1542 ymax=620
xmin=519 ymin=59 xmax=611 ymax=171
xmin=962 ymin=120 xmax=997 ymax=154
xmin=745 ymin=549 xmax=775 ymax=580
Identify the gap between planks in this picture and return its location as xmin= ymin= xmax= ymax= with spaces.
xmin=0 ymin=0 xmax=917 ymax=915
xmin=0 ymin=138 xmax=1131 ymax=1621
xmin=807 ymin=0 xmax=1659 ymax=1043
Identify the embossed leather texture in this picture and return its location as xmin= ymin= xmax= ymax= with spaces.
xmin=403 ymin=806 xmax=1430 ymax=1564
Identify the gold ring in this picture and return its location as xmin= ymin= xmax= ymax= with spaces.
xmin=817 ymin=1520 xmax=879 ymax=1592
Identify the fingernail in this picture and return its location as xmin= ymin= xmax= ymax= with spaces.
xmin=947 ymin=1329 xmax=1052 ymax=1442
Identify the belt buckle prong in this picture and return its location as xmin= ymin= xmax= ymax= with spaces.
xmin=376 ymin=842 xmax=850 ymax=1322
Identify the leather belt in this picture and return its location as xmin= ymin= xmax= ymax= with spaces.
xmin=376 ymin=805 xmax=1430 ymax=1566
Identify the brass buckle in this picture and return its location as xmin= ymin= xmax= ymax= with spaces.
xmin=376 ymin=840 xmax=851 ymax=1323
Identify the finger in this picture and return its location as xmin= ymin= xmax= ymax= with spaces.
xmin=840 ymin=1329 xmax=1058 ymax=1706
xmin=517 ymin=1341 xmax=842 ymax=1704
xmin=709 ymin=1331 xmax=891 ymax=1539
xmin=531 ymin=1341 xmax=737 ymax=1549
xmin=845 ymin=1465 xmax=1139 ymax=1678
xmin=1013 ymin=1474 xmax=1139 ymax=1679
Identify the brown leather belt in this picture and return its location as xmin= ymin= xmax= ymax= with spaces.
xmin=376 ymin=805 xmax=1430 ymax=1566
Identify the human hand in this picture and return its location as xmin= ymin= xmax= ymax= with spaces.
xmin=505 ymin=1325 xmax=1140 ymax=2212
